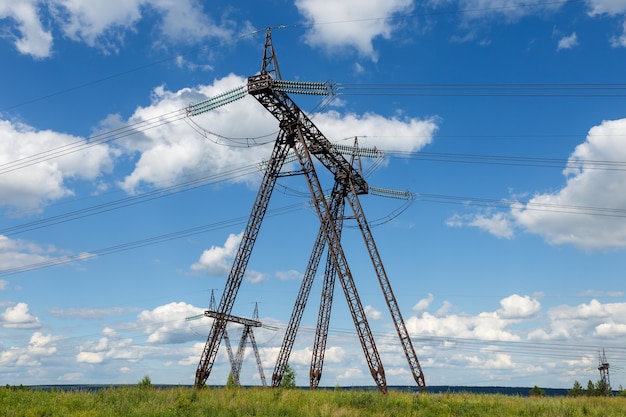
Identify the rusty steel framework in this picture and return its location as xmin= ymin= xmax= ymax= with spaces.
xmin=194 ymin=28 xmax=425 ymax=393
xmin=204 ymin=303 xmax=267 ymax=386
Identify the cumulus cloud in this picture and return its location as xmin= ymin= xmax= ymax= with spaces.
xmin=295 ymin=0 xmax=414 ymax=60
xmin=0 ymin=331 xmax=56 ymax=367
xmin=446 ymin=211 xmax=514 ymax=239
xmin=407 ymin=294 xmax=542 ymax=342
xmin=497 ymin=294 xmax=540 ymax=319
xmin=0 ymin=0 xmax=53 ymax=58
xmin=0 ymin=302 xmax=41 ymax=329
xmin=557 ymin=32 xmax=578 ymax=50
xmin=312 ymin=111 xmax=438 ymax=151
xmin=0 ymin=119 xmax=114 ymax=212
xmin=513 ymin=118 xmax=626 ymax=249
xmin=0 ymin=0 xmax=237 ymax=58
xmin=528 ymin=299 xmax=626 ymax=340
xmin=0 ymin=234 xmax=94 ymax=276
xmin=95 ymin=72 xmax=438 ymax=195
xmin=586 ymin=0 xmax=626 ymax=16
xmin=137 ymin=301 xmax=204 ymax=344
xmin=428 ymin=1 xmax=626 ymax=49
xmin=413 ymin=293 xmax=434 ymax=312
xmin=407 ymin=310 xmax=521 ymax=342
xmin=112 ymin=75 xmax=275 ymax=194
xmin=76 ymin=328 xmax=140 ymax=364
xmin=191 ymin=232 xmax=243 ymax=276
xmin=449 ymin=117 xmax=626 ymax=250
xmin=364 ymin=305 xmax=382 ymax=320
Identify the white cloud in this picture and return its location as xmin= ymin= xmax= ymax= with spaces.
xmin=0 ymin=119 xmax=114 ymax=212
xmin=295 ymin=0 xmax=414 ymax=60
xmin=52 ymin=0 xmax=234 ymax=51
xmin=0 ymin=280 xmax=7 ymax=290
xmin=528 ymin=299 xmax=626 ymax=340
xmin=413 ymin=293 xmax=434 ymax=312
xmin=137 ymin=301 xmax=204 ymax=344
xmin=113 ymin=75 xmax=275 ymax=194
xmin=0 ymin=331 xmax=56 ymax=367
xmin=76 ymin=329 xmax=140 ymax=364
xmin=104 ymin=73 xmax=437 ymax=194
xmin=276 ymin=269 xmax=302 ymax=281
xmin=446 ymin=211 xmax=514 ymax=239
xmin=0 ymin=302 xmax=41 ymax=329
xmin=0 ymin=1 xmax=237 ymax=58
xmin=0 ymin=234 xmax=93 ymax=275
xmin=245 ymin=270 xmax=266 ymax=284
xmin=557 ymin=32 xmax=578 ymax=50
xmin=497 ymin=294 xmax=540 ymax=319
xmin=51 ymin=0 xmax=144 ymax=49
xmin=586 ymin=0 xmax=626 ymax=16
xmin=408 ymin=310 xmax=521 ymax=342
xmin=610 ymin=21 xmax=626 ymax=47
xmin=76 ymin=351 xmax=105 ymax=364
xmin=450 ymin=118 xmax=626 ymax=250
xmin=191 ymin=232 xmax=243 ymax=276
xmin=432 ymin=0 xmax=565 ymax=23
xmin=512 ymin=118 xmax=626 ymax=249
xmin=406 ymin=295 xmax=544 ymax=342
xmin=364 ymin=305 xmax=382 ymax=320
xmin=0 ymin=0 xmax=53 ymax=58
xmin=312 ymin=111 xmax=438 ymax=151
xmin=190 ymin=231 xmax=267 ymax=283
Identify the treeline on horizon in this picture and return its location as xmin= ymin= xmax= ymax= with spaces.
xmin=6 ymin=383 xmax=625 ymax=397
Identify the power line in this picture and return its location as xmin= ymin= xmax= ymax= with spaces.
xmin=0 ymin=107 xmax=188 ymax=175
xmin=0 ymin=1 xmax=587 ymax=114
xmin=338 ymin=83 xmax=626 ymax=98
xmin=385 ymin=149 xmax=626 ymax=171
xmin=0 ymin=202 xmax=305 ymax=278
xmin=0 ymin=160 xmax=261 ymax=236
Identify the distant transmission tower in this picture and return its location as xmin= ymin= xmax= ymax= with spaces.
xmin=598 ymin=349 xmax=611 ymax=395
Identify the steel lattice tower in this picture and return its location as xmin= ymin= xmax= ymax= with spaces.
xmin=193 ymin=28 xmax=426 ymax=393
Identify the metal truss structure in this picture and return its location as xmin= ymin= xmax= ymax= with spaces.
xmin=193 ymin=28 xmax=426 ymax=393
xmin=187 ymin=290 xmax=267 ymax=386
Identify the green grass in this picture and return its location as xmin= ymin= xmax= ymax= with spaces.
xmin=1 ymin=386 xmax=625 ymax=417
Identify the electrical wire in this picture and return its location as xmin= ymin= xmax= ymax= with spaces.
xmin=0 ymin=1 xmax=586 ymax=114
xmin=385 ymin=149 xmax=626 ymax=171
xmin=0 ymin=107 xmax=188 ymax=175
xmin=338 ymin=82 xmax=626 ymax=97
xmin=0 ymin=202 xmax=305 ymax=278
xmin=0 ymin=160 xmax=263 ymax=236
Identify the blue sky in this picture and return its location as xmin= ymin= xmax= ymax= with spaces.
xmin=1 ymin=0 xmax=626 ymax=390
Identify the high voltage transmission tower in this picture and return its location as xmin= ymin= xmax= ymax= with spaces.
xmin=187 ymin=290 xmax=269 ymax=386
xmin=191 ymin=28 xmax=426 ymax=393
xmin=598 ymin=349 xmax=611 ymax=395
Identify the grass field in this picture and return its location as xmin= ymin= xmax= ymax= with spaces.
xmin=1 ymin=386 xmax=625 ymax=417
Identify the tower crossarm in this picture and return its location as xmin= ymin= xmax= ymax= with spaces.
xmin=204 ymin=310 xmax=262 ymax=328
xmin=247 ymin=73 xmax=368 ymax=195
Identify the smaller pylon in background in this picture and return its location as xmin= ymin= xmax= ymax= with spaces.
xmin=598 ymin=349 xmax=611 ymax=395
